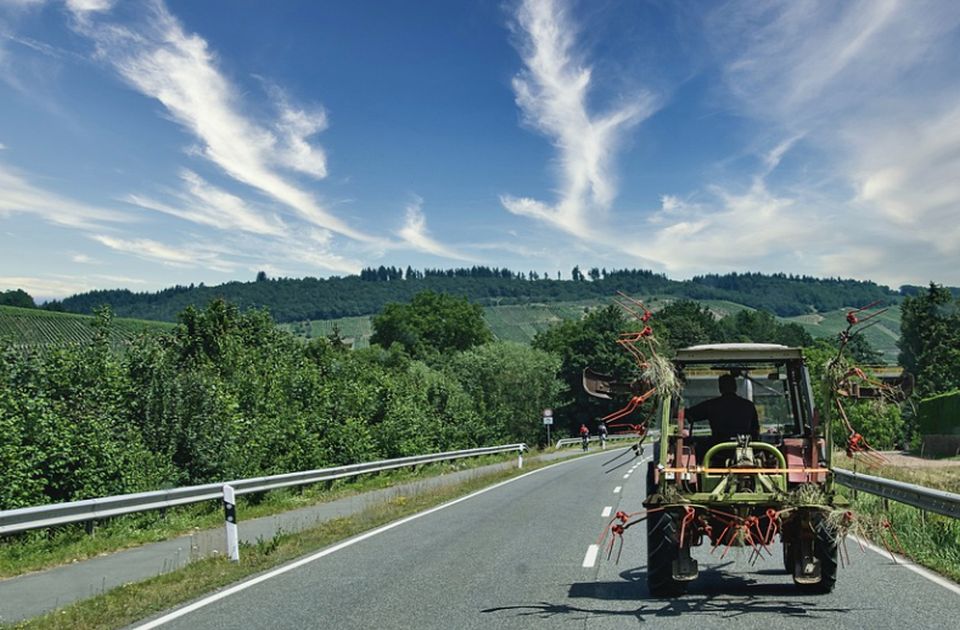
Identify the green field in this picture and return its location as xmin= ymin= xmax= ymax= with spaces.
xmin=281 ymin=296 xmax=895 ymax=354
xmin=0 ymin=305 xmax=175 ymax=349
xmin=279 ymin=316 xmax=375 ymax=348
xmin=782 ymin=305 xmax=901 ymax=362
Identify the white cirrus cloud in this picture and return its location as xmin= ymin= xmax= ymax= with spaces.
xmin=681 ymin=0 xmax=960 ymax=285
xmin=92 ymin=234 xmax=236 ymax=272
xmin=501 ymin=0 xmax=658 ymax=237
xmin=65 ymin=0 xmax=114 ymax=13
xmin=396 ymin=196 xmax=476 ymax=262
xmin=124 ymin=170 xmax=287 ymax=237
xmin=0 ymin=161 xmax=130 ymax=229
xmin=68 ymin=0 xmax=376 ymax=243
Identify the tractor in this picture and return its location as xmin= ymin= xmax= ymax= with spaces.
xmin=586 ymin=342 xmax=850 ymax=596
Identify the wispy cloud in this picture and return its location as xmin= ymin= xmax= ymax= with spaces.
xmin=655 ymin=0 xmax=960 ymax=285
xmin=501 ymin=0 xmax=657 ymax=236
xmin=68 ymin=0 xmax=376 ymax=243
xmin=396 ymin=196 xmax=476 ymax=261
xmin=637 ymin=166 xmax=814 ymax=273
xmin=0 ymin=161 xmax=130 ymax=229
xmin=92 ymin=234 xmax=236 ymax=272
xmin=65 ymin=0 xmax=114 ymax=13
xmin=125 ymin=170 xmax=287 ymax=237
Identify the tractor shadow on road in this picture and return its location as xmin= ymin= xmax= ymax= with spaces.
xmin=601 ymin=449 xmax=640 ymax=474
xmin=481 ymin=564 xmax=859 ymax=622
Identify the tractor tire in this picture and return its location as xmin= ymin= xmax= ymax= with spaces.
xmin=796 ymin=516 xmax=838 ymax=594
xmin=782 ymin=542 xmax=793 ymax=573
xmin=647 ymin=509 xmax=687 ymax=597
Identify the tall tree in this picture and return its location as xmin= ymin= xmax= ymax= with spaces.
xmin=899 ymin=283 xmax=960 ymax=396
xmin=370 ymin=291 xmax=492 ymax=360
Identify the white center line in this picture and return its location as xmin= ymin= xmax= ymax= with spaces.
xmin=582 ymin=544 xmax=600 ymax=568
xmin=601 ymin=506 xmax=612 ymax=517
xmin=623 ymin=473 xmax=630 ymax=479
xmin=613 ymin=486 xmax=622 ymax=494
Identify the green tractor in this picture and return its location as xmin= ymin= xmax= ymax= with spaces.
xmin=587 ymin=343 xmax=850 ymax=596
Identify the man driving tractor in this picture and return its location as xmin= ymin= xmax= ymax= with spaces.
xmin=685 ymin=373 xmax=759 ymax=440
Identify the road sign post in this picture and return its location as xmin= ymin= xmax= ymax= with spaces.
xmin=542 ymin=408 xmax=553 ymax=446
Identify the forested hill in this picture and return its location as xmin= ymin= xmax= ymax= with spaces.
xmin=49 ymin=268 xmax=902 ymax=323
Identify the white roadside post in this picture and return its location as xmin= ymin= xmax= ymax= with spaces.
xmin=517 ymin=445 xmax=523 ymax=469
xmin=542 ymin=408 xmax=553 ymax=448
xmin=223 ymin=484 xmax=240 ymax=562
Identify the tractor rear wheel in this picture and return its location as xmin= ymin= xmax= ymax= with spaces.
xmin=646 ymin=509 xmax=687 ymax=597
xmin=795 ymin=515 xmax=838 ymax=594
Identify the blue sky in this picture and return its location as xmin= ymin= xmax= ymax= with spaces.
xmin=1 ymin=0 xmax=959 ymax=300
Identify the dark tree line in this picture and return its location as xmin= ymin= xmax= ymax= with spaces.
xmin=47 ymin=268 xmax=909 ymax=323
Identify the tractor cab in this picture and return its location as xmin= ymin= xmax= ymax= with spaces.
xmin=656 ymin=343 xmax=829 ymax=498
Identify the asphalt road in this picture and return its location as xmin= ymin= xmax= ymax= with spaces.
xmin=139 ymin=447 xmax=960 ymax=630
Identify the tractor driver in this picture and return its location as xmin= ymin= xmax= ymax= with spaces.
xmin=685 ymin=374 xmax=759 ymax=441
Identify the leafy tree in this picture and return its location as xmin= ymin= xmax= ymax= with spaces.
xmin=449 ymin=342 xmax=563 ymax=445
xmin=0 ymin=289 xmax=36 ymax=309
xmin=899 ymin=283 xmax=960 ymax=397
xmin=370 ymin=291 xmax=492 ymax=360
xmin=652 ymin=300 xmax=723 ymax=352
xmin=532 ymin=305 xmax=636 ymax=435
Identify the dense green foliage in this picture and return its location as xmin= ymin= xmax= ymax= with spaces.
xmin=0 ymin=289 xmax=36 ymax=309
xmin=50 ymin=268 xmax=902 ymax=322
xmin=370 ymin=291 xmax=491 ymax=359
xmin=0 ymin=301 xmax=558 ymax=511
xmin=918 ymin=391 xmax=960 ymax=435
xmin=532 ymin=305 xmax=637 ymax=436
xmin=0 ymin=305 xmax=174 ymax=349
xmin=649 ymin=300 xmax=815 ymax=352
xmin=899 ymin=283 xmax=960 ymax=397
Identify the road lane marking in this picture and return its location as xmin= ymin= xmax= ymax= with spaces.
xmin=132 ymin=447 xmax=628 ymax=629
xmin=582 ymin=544 xmax=600 ymax=568
xmin=613 ymin=486 xmax=622 ymax=493
xmin=601 ymin=506 xmax=612 ymax=517
xmin=623 ymin=473 xmax=630 ymax=479
xmin=851 ymin=535 xmax=960 ymax=596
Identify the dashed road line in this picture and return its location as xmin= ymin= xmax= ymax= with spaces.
xmin=601 ymin=506 xmax=612 ymax=517
xmin=623 ymin=473 xmax=630 ymax=479
xmin=582 ymin=544 xmax=600 ymax=568
xmin=613 ymin=486 xmax=622 ymax=494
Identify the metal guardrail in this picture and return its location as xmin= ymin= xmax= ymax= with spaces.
xmin=833 ymin=467 xmax=960 ymax=520
xmin=0 ymin=443 xmax=527 ymax=536
xmin=555 ymin=434 xmax=642 ymax=448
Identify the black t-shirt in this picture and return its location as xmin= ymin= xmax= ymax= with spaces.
xmin=686 ymin=393 xmax=759 ymax=439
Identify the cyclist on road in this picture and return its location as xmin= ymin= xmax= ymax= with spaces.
xmin=579 ymin=423 xmax=590 ymax=451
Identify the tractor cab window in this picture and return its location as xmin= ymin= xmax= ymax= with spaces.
xmin=678 ymin=363 xmax=800 ymax=442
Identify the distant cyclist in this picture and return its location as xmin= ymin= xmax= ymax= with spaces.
xmin=579 ymin=423 xmax=590 ymax=451
xmin=598 ymin=422 xmax=608 ymax=450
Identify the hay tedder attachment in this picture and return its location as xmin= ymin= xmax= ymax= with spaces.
xmin=585 ymin=295 xmax=908 ymax=596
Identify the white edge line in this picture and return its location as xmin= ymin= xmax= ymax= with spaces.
xmin=849 ymin=535 xmax=960 ymax=596
xmin=601 ymin=506 xmax=612 ymax=517
xmin=613 ymin=486 xmax=622 ymax=494
xmin=133 ymin=448 xmax=620 ymax=629
xmin=582 ymin=544 xmax=600 ymax=568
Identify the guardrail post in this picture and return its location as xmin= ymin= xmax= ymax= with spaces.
xmin=517 ymin=446 xmax=523 ymax=469
xmin=223 ymin=484 xmax=239 ymax=562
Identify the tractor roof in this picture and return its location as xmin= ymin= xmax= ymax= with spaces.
xmin=674 ymin=343 xmax=804 ymax=363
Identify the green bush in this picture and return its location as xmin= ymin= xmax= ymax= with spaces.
xmin=0 ymin=300 xmax=565 ymax=510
